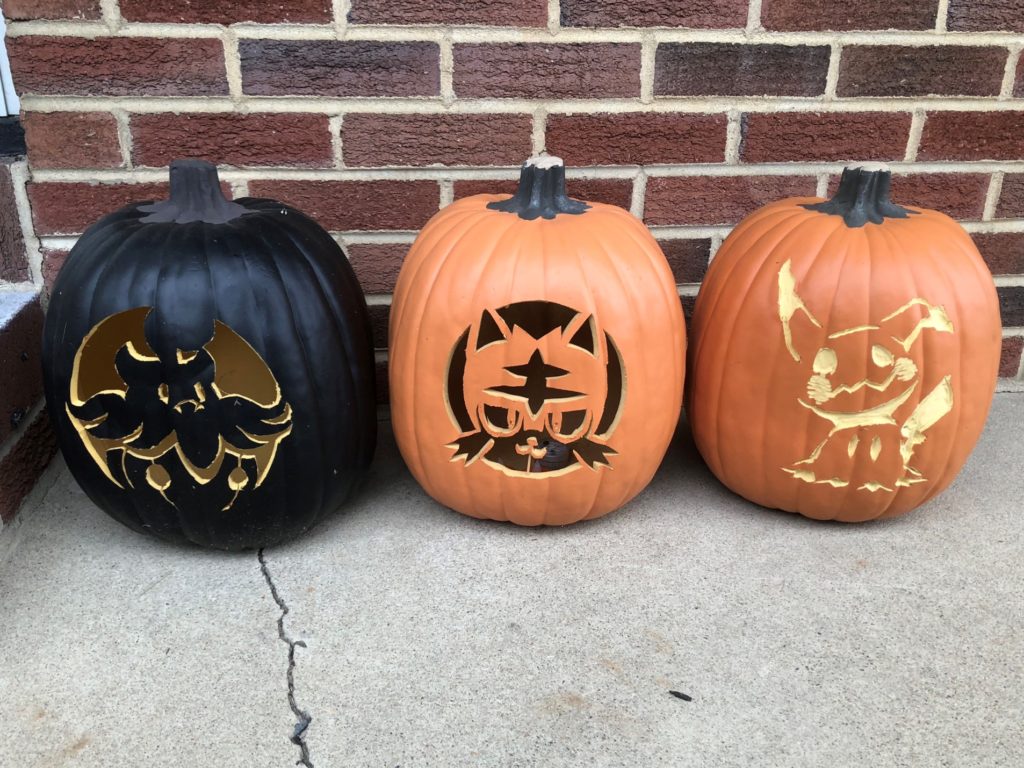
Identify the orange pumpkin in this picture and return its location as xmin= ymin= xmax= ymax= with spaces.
xmin=687 ymin=165 xmax=1001 ymax=522
xmin=390 ymin=156 xmax=686 ymax=525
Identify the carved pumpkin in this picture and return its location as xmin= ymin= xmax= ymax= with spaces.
xmin=390 ymin=156 xmax=686 ymax=525
xmin=42 ymin=160 xmax=376 ymax=549
xmin=687 ymin=166 xmax=1001 ymax=522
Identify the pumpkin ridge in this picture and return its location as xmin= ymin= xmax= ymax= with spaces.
xmin=694 ymin=211 xmax=839 ymax=481
xmin=776 ymin=222 xmax=858 ymax=517
xmin=690 ymin=205 xmax=812 ymax=379
xmin=401 ymin=208 xmax=520 ymax=506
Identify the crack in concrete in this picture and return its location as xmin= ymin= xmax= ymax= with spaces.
xmin=258 ymin=548 xmax=314 ymax=768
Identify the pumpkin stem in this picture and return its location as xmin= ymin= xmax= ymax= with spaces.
xmin=803 ymin=165 xmax=914 ymax=228
xmin=139 ymin=159 xmax=247 ymax=224
xmin=487 ymin=155 xmax=590 ymax=221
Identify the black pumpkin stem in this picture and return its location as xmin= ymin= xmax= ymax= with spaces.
xmin=139 ymin=159 xmax=247 ymax=225
xmin=487 ymin=155 xmax=590 ymax=221
xmin=803 ymin=165 xmax=915 ymax=228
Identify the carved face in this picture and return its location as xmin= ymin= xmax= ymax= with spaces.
xmin=778 ymin=260 xmax=954 ymax=493
xmin=66 ymin=307 xmax=292 ymax=511
xmin=444 ymin=301 xmax=624 ymax=478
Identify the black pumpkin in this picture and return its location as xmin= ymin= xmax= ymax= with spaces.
xmin=42 ymin=159 xmax=376 ymax=550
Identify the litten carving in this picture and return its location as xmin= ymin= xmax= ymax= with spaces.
xmin=777 ymin=260 xmax=954 ymax=493
xmin=444 ymin=301 xmax=625 ymax=478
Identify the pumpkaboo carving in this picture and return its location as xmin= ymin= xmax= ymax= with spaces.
xmin=67 ymin=307 xmax=293 ymax=511
xmin=445 ymin=301 xmax=624 ymax=477
xmin=42 ymin=159 xmax=377 ymax=549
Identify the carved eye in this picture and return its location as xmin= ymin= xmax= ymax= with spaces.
xmin=481 ymin=404 xmax=519 ymax=435
xmin=551 ymin=409 xmax=589 ymax=439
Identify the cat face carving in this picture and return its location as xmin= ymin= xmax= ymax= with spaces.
xmin=444 ymin=301 xmax=625 ymax=478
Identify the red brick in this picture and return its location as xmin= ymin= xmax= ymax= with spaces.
xmin=658 ymin=239 xmax=712 ymax=284
xmin=7 ymin=37 xmax=228 ymax=97
xmin=454 ymin=178 xmax=634 ymax=210
xmin=453 ymin=44 xmax=641 ymax=99
xmin=347 ymin=243 xmax=408 ymax=293
xmin=368 ymin=303 xmax=389 ymax=348
xmin=42 ymin=248 xmax=70 ymax=295
xmin=240 ymin=40 xmax=439 ymax=97
xmin=3 ymin=0 xmax=99 ymax=19
xmin=23 ymin=112 xmax=122 ymax=170
xmin=1000 ymin=337 xmax=1023 ymax=377
xmin=761 ymin=0 xmax=937 ymax=30
xmin=645 ymin=175 xmax=817 ymax=226
xmin=740 ymin=112 xmax=912 ymax=163
xmin=973 ymin=232 xmax=1024 ymax=275
xmin=560 ymin=0 xmax=747 ymax=27
xmin=0 ymin=294 xmax=44 ymax=446
xmin=947 ymin=0 xmax=1024 ymax=32
xmin=120 ymin=0 xmax=331 ymax=23
xmin=132 ymin=113 xmax=331 ymax=168
xmin=996 ymin=174 xmax=1024 ymax=218
xmin=0 ymin=409 xmax=57 ymax=524
xmin=248 ymin=180 xmax=439 ymax=231
xmin=999 ymin=287 xmax=1024 ymax=325
xmin=545 ymin=113 xmax=726 ymax=166
xmin=29 ymin=182 xmax=168 ymax=235
xmin=349 ymin=0 xmax=547 ymax=26
xmin=917 ymin=112 xmax=1024 ymax=161
xmin=1016 ymin=55 xmax=1024 ymax=98
xmin=827 ymin=172 xmax=989 ymax=220
xmin=655 ymin=44 xmax=830 ymax=97
xmin=837 ymin=46 xmax=1007 ymax=97
xmin=0 ymin=167 xmax=28 ymax=282
xmin=343 ymin=114 xmax=532 ymax=167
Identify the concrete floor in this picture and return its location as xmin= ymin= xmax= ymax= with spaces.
xmin=1 ymin=395 xmax=1022 ymax=768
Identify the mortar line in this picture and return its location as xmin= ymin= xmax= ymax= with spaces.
xmin=439 ymin=34 xmax=455 ymax=106
xmin=983 ymin=171 xmax=1005 ymax=220
xmin=257 ymin=549 xmax=314 ymax=768
xmin=724 ymin=110 xmax=742 ymax=164
xmin=824 ymin=41 xmax=842 ymax=99
xmin=547 ymin=0 xmax=560 ymax=34
xmin=438 ymin=179 xmax=454 ymax=207
xmin=531 ymin=107 xmax=547 ymax=155
xmin=999 ymin=46 xmax=1022 ymax=99
xmin=746 ymin=0 xmax=763 ymax=33
xmin=640 ymin=33 xmax=656 ymax=104
xmin=815 ymin=173 xmax=830 ymax=197
xmin=18 ymin=95 xmax=1024 ymax=116
xmin=113 ymin=108 xmax=133 ymax=168
xmin=332 ymin=0 xmax=348 ymax=37
xmin=934 ymin=0 xmax=950 ymax=32
xmin=904 ymin=109 xmax=926 ymax=162
xmin=630 ymin=169 xmax=647 ymax=219
xmin=222 ymin=29 xmax=244 ymax=101
xmin=28 ymin=161 xmax=1024 ymax=184
xmin=99 ymin=0 xmax=121 ymax=30
xmin=9 ymin=161 xmax=44 ymax=288
xmin=329 ymin=114 xmax=344 ymax=168
xmin=708 ymin=232 xmax=724 ymax=260
xmin=10 ymin=20 xmax=1024 ymax=45
xmin=230 ymin=179 xmax=250 ymax=198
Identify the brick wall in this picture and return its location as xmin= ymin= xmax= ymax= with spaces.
xmin=4 ymin=0 xmax=1024 ymax=423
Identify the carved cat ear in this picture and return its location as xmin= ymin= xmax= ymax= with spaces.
xmin=476 ymin=309 xmax=505 ymax=350
xmin=567 ymin=315 xmax=597 ymax=356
